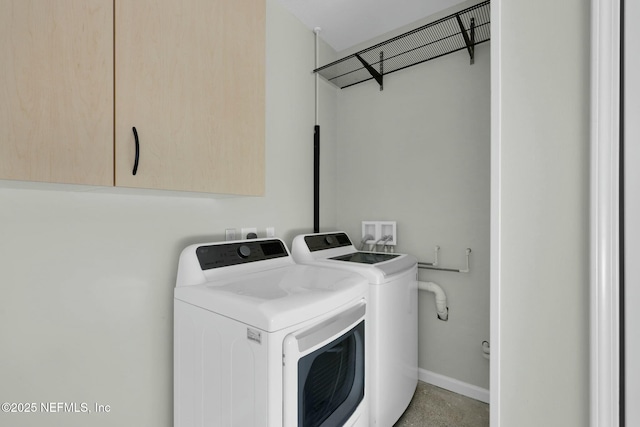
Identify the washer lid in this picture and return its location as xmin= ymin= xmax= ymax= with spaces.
xmin=174 ymin=264 xmax=368 ymax=332
xmin=306 ymin=255 xmax=417 ymax=284
xmin=330 ymin=251 xmax=400 ymax=264
xmin=291 ymin=232 xmax=417 ymax=283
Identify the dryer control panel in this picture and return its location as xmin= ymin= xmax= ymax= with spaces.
xmin=196 ymin=239 xmax=288 ymax=270
xmin=304 ymin=232 xmax=353 ymax=252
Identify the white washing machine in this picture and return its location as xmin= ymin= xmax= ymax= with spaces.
xmin=292 ymin=232 xmax=418 ymax=427
xmin=174 ymin=238 xmax=369 ymax=427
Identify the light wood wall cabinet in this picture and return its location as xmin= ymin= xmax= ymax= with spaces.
xmin=0 ymin=1 xmax=114 ymax=186
xmin=0 ymin=0 xmax=265 ymax=195
xmin=115 ymin=0 xmax=265 ymax=194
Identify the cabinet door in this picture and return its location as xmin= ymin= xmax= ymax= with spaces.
xmin=115 ymin=0 xmax=265 ymax=195
xmin=0 ymin=0 xmax=113 ymax=186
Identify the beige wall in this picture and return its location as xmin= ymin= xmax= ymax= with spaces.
xmin=493 ymin=0 xmax=590 ymax=425
xmin=0 ymin=1 xmax=321 ymax=426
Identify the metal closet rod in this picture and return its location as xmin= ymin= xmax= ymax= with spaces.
xmin=418 ymin=246 xmax=472 ymax=273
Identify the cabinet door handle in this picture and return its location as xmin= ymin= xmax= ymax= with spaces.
xmin=132 ymin=127 xmax=140 ymax=175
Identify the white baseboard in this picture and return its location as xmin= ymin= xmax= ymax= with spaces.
xmin=419 ymin=368 xmax=490 ymax=404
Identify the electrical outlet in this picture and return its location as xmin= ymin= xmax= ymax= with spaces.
xmin=265 ymin=227 xmax=275 ymax=238
xmin=241 ymin=227 xmax=258 ymax=239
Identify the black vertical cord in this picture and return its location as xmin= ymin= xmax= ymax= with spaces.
xmin=314 ymin=125 xmax=320 ymax=233
xmin=619 ymin=0 xmax=626 ymax=424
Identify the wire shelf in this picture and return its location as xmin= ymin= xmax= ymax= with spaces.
xmin=313 ymin=0 xmax=490 ymax=90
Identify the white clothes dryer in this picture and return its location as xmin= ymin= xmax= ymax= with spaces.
xmin=292 ymin=232 xmax=418 ymax=427
xmin=174 ymin=238 xmax=369 ymax=427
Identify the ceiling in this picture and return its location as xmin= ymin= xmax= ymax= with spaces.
xmin=276 ymin=0 xmax=467 ymax=52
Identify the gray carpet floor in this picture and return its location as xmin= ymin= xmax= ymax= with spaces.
xmin=393 ymin=381 xmax=489 ymax=427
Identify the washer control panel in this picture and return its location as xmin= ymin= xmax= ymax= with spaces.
xmin=304 ymin=232 xmax=353 ymax=252
xmin=196 ymin=239 xmax=288 ymax=270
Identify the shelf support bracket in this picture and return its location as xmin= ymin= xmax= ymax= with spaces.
xmin=355 ymin=52 xmax=384 ymax=91
xmin=456 ymin=15 xmax=476 ymax=65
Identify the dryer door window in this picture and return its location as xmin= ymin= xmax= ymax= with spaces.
xmin=298 ymin=320 xmax=364 ymax=426
xmin=282 ymin=302 xmax=366 ymax=427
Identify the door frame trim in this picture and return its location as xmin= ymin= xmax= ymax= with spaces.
xmin=590 ymin=0 xmax=621 ymax=425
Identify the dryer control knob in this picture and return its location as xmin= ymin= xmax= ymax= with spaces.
xmin=324 ymin=235 xmax=334 ymax=245
xmin=238 ymin=245 xmax=251 ymax=259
